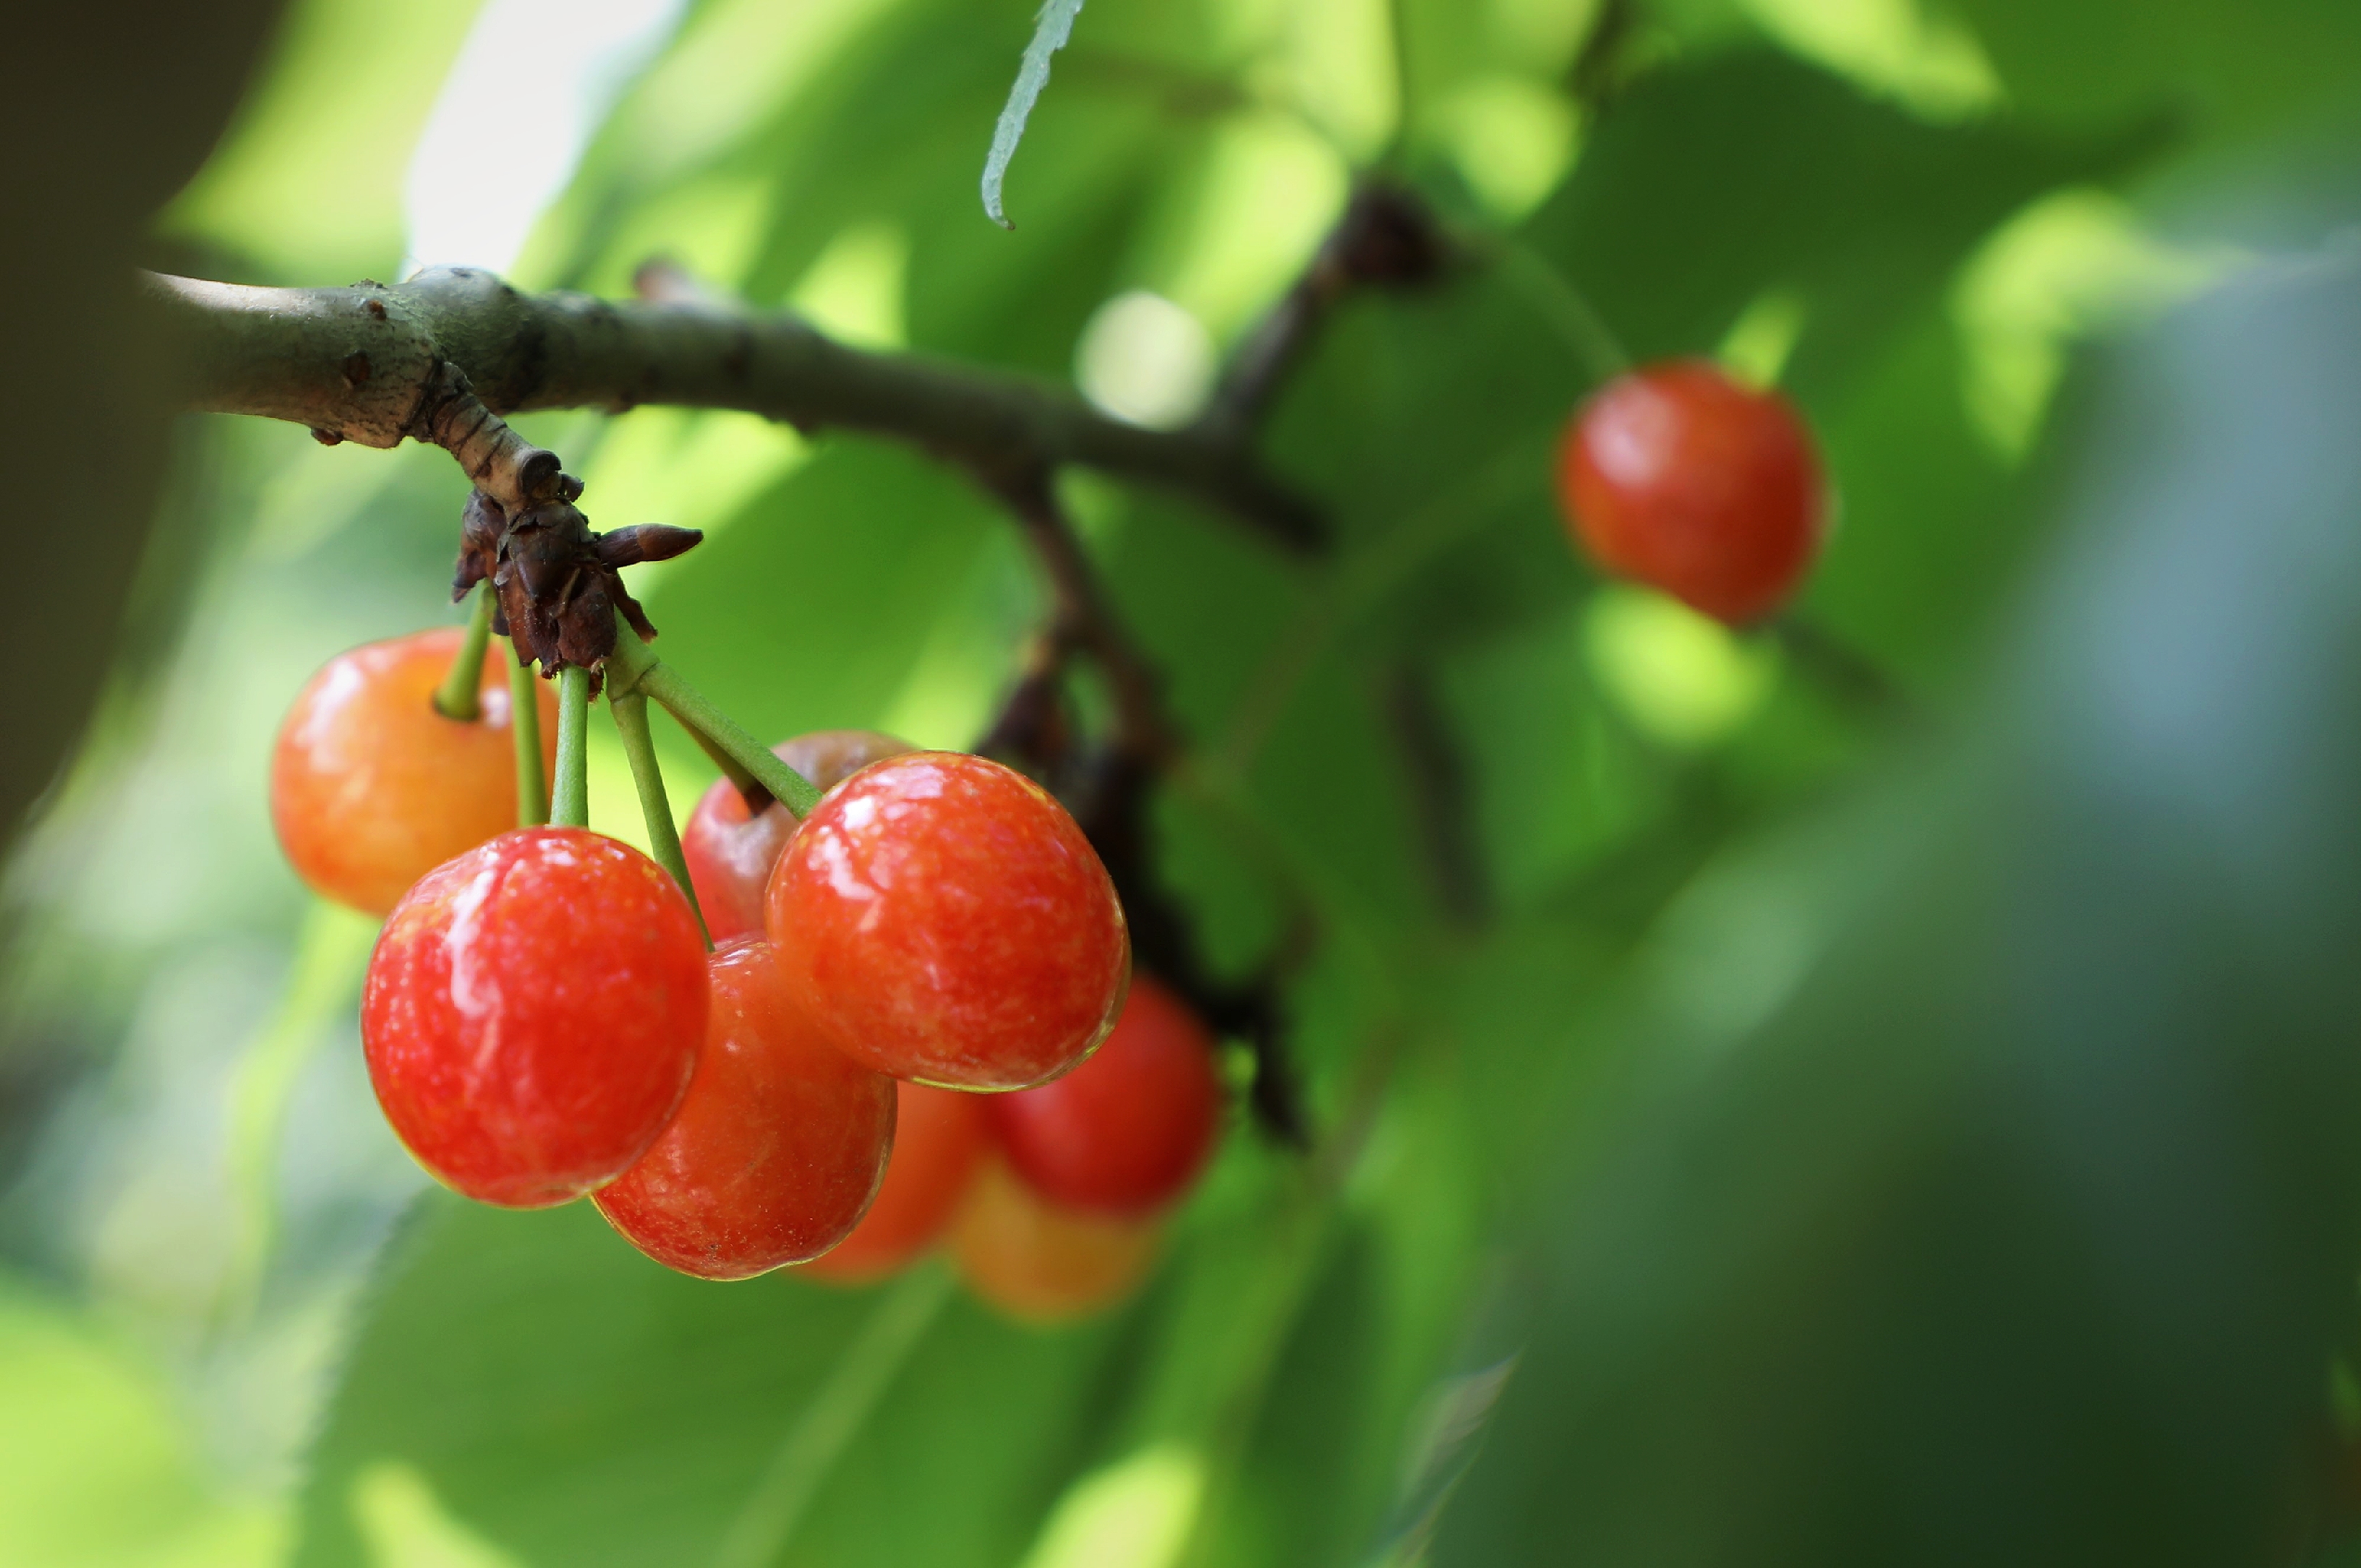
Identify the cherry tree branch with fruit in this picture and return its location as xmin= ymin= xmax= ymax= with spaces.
xmin=231 ymin=120 xmax=1830 ymax=1319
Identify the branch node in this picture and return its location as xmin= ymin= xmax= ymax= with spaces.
xmin=408 ymin=361 xmax=565 ymax=514
xmin=1202 ymin=181 xmax=1452 ymax=434
xmin=451 ymin=489 xmax=699 ymax=677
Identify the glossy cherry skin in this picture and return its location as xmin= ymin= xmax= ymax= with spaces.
xmin=273 ymin=627 xmax=560 ymax=915
xmin=952 ymin=1160 xmax=1160 ymax=1325
xmin=681 ymin=731 xmax=915 ymax=943
xmin=798 ymin=1081 xmax=992 ymax=1284
xmin=765 ymin=752 xmax=1130 ymax=1091
xmin=988 ymin=974 xmax=1221 ymax=1218
xmin=596 ymin=939 xmax=897 ymax=1279
xmin=1557 ymin=359 xmax=1827 ymax=625
xmin=361 ymin=827 xmax=708 ymax=1209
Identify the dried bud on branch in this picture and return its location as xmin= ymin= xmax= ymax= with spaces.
xmin=453 ymin=488 xmax=701 ymax=677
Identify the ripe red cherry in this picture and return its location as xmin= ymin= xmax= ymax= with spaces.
xmin=952 ymin=1160 xmax=1160 ymax=1324
xmin=1556 ymin=359 xmax=1827 ymax=625
xmin=596 ymin=939 xmax=897 ymax=1279
xmin=988 ymin=974 xmax=1221 ymax=1218
xmin=765 ymin=752 xmax=1130 ymax=1090
xmin=273 ymin=627 xmax=559 ymax=914
xmin=798 ymin=1081 xmax=991 ymax=1284
xmin=681 ymin=730 xmax=915 ymax=943
xmin=361 ymin=827 xmax=707 ymax=1209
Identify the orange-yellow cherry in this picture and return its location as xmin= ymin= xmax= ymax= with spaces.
xmin=273 ymin=627 xmax=557 ymax=914
xmin=952 ymin=1160 xmax=1161 ymax=1325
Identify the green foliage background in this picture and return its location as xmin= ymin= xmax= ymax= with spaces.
xmin=6 ymin=1 xmax=2361 ymax=1564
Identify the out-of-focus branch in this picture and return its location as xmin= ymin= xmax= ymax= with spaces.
xmin=1198 ymin=183 xmax=1451 ymax=435
xmin=975 ymin=180 xmax=1454 ymax=781
xmin=982 ymin=466 xmax=1177 ymax=770
xmin=968 ymin=474 xmax=1311 ymax=1144
xmin=960 ymin=191 xmax=1453 ymax=1149
xmin=1773 ymin=614 xmax=1913 ymax=721
xmin=1381 ymin=663 xmax=1492 ymax=928
xmin=142 ymin=265 xmax=1325 ymax=552
xmin=1568 ymin=0 xmax=1642 ymax=113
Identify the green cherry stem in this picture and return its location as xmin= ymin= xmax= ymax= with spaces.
xmin=710 ymin=1264 xmax=954 ymax=1568
xmin=1496 ymin=240 xmax=1630 ymax=384
xmin=683 ymin=724 xmax=767 ymax=808
xmin=430 ymin=584 xmax=496 ymax=721
xmin=605 ymin=620 xmax=822 ymax=818
xmin=507 ymin=640 xmax=549 ymax=827
xmin=551 ymin=664 xmax=592 ymax=829
xmin=611 ymin=690 xmax=709 ymax=943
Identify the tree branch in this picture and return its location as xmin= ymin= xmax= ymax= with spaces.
xmin=953 ymin=189 xmax=1451 ymax=1149
xmin=983 ymin=466 xmax=1177 ymax=772
xmin=1380 ymin=661 xmax=1491 ymax=929
xmin=966 ymin=463 xmax=1312 ymax=1149
xmin=142 ymin=266 xmax=1323 ymax=552
xmin=1772 ymin=614 xmax=1914 ymax=722
xmin=1199 ymin=182 xmax=1449 ymax=436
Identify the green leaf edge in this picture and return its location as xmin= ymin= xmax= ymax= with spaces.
xmin=980 ymin=0 xmax=1085 ymax=230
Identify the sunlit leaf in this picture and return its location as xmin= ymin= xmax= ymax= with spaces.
xmin=981 ymin=0 xmax=1085 ymax=229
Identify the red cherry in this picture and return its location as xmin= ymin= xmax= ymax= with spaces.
xmin=273 ymin=627 xmax=559 ymax=914
xmin=681 ymin=730 xmax=915 ymax=943
xmin=952 ymin=1160 xmax=1160 ymax=1324
xmin=1556 ymin=359 xmax=1827 ymax=625
xmin=595 ymin=940 xmax=897 ymax=1279
xmin=361 ymin=827 xmax=707 ymax=1209
xmin=988 ymin=974 xmax=1221 ymax=1218
xmin=798 ymin=1081 xmax=992 ymax=1284
xmin=765 ymin=752 xmax=1130 ymax=1090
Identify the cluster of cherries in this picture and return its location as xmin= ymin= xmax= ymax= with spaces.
xmin=266 ymin=348 xmax=1819 ymax=1316
xmin=273 ymin=654 xmax=1219 ymax=1321
xmin=671 ymin=733 xmax=1220 ymax=1316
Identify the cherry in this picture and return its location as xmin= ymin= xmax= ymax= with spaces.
xmin=596 ymin=939 xmax=897 ymax=1279
xmin=361 ymin=826 xmax=707 ymax=1209
xmin=273 ymin=627 xmax=558 ymax=914
xmin=988 ymin=974 xmax=1221 ymax=1218
xmin=1555 ymin=359 xmax=1827 ymax=625
xmin=681 ymin=730 xmax=914 ymax=943
xmin=765 ymin=752 xmax=1130 ymax=1090
xmin=798 ymin=1081 xmax=992 ymax=1284
xmin=952 ymin=1160 xmax=1160 ymax=1324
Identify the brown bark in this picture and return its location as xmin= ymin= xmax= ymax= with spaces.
xmin=143 ymin=266 xmax=1324 ymax=551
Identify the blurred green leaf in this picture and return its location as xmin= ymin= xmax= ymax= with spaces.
xmin=1952 ymin=0 xmax=2361 ymax=145
xmin=0 ymin=0 xmax=281 ymax=851
xmin=1522 ymin=49 xmax=2156 ymax=398
xmin=0 ymin=1275 xmax=283 ymax=1564
xmin=163 ymin=0 xmax=484 ymax=281
xmin=295 ymin=1199 xmax=1132 ymax=1567
xmin=1435 ymin=240 xmax=2361 ymax=1567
